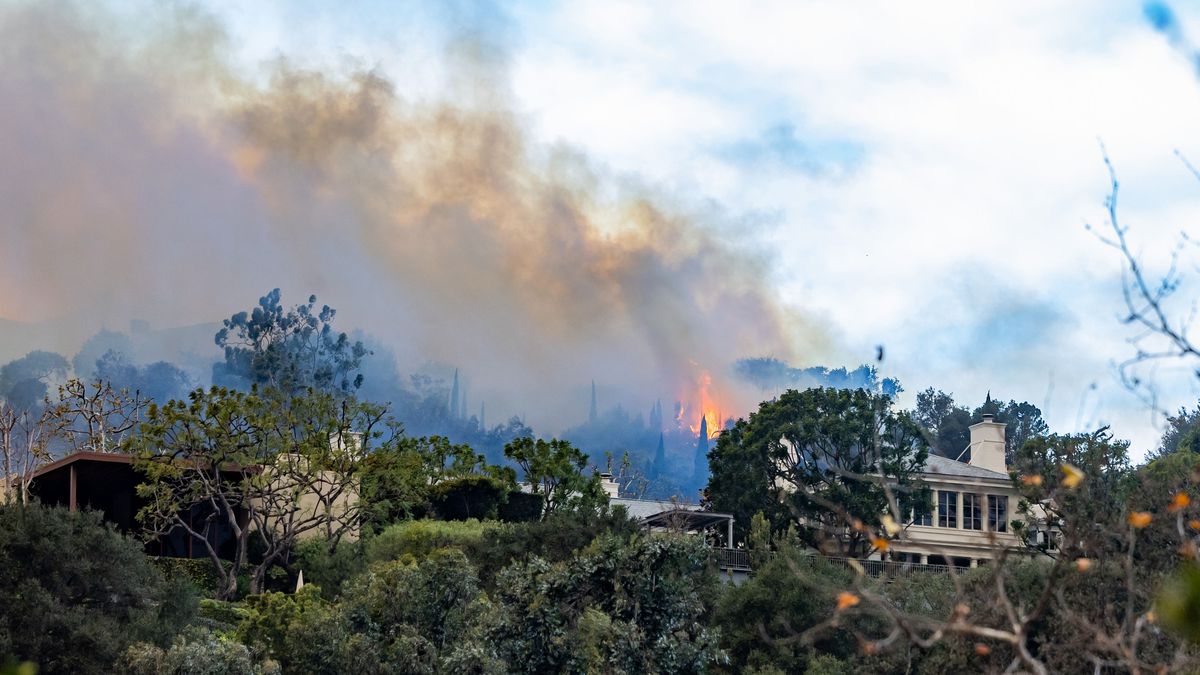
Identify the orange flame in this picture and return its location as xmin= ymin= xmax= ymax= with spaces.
xmin=686 ymin=371 xmax=723 ymax=439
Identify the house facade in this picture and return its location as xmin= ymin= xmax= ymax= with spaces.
xmin=889 ymin=413 xmax=1025 ymax=568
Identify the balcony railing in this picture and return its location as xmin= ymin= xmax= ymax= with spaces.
xmin=712 ymin=548 xmax=963 ymax=578
xmin=713 ymin=547 xmax=751 ymax=571
xmin=815 ymin=555 xmax=962 ymax=579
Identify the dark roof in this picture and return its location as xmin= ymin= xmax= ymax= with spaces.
xmin=30 ymin=451 xmax=261 ymax=479
xmin=32 ymin=451 xmax=134 ymax=477
xmin=922 ymin=454 xmax=1009 ymax=480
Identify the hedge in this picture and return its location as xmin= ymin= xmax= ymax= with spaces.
xmin=498 ymin=490 xmax=543 ymax=522
xmin=149 ymin=556 xmax=228 ymax=597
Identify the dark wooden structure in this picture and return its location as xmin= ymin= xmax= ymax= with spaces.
xmin=27 ymin=451 xmax=241 ymax=559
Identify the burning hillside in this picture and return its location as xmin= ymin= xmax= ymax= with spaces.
xmin=0 ymin=2 xmax=830 ymax=456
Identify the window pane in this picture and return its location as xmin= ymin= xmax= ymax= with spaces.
xmin=910 ymin=503 xmax=932 ymax=526
xmin=938 ymin=490 xmax=958 ymax=528
xmin=963 ymin=494 xmax=982 ymax=530
xmin=988 ymin=495 xmax=1008 ymax=533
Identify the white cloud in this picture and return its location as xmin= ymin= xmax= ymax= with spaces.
xmin=506 ymin=1 xmax=1200 ymax=455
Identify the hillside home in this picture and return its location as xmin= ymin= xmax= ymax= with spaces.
xmin=888 ymin=414 xmax=1026 ymax=568
xmin=597 ymin=474 xmax=748 ymax=577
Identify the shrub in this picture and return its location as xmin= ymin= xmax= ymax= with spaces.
xmin=290 ymin=538 xmax=366 ymax=598
xmin=0 ymin=504 xmax=196 ymax=674
xmin=235 ymin=549 xmax=496 ymax=673
xmin=149 ymin=556 xmax=229 ymax=597
xmin=471 ymin=506 xmax=638 ymax=584
xmin=236 ymin=585 xmax=329 ymax=662
xmin=803 ymin=654 xmax=849 ymax=675
xmin=197 ymin=599 xmax=251 ymax=630
xmin=119 ymin=628 xmax=278 ymax=675
xmin=488 ymin=534 xmax=723 ymax=673
xmin=346 ymin=549 xmax=484 ymax=650
xmin=365 ymin=518 xmax=497 ymax=565
xmin=713 ymin=550 xmax=857 ymax=674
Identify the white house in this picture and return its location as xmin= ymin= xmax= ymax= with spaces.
xmin=888 ymin=413 xmax=1026 ymax=568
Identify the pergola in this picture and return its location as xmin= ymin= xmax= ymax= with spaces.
xmin=611 ymin=497 xmax=735 ymax=547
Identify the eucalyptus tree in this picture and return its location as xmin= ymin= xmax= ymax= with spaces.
xmin=213 ymin=288 xmax=369 ymax=394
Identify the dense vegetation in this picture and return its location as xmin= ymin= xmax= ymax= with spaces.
xmin=7 ymin=290 xmax=1200 ymax=672
xmin=10 ymin=449 xmax=1200 ymax=675
xmin=7 ymin=429 xmax=1200 ymax=672
xmin=5 ymin=427 xmax=1200 ymax=673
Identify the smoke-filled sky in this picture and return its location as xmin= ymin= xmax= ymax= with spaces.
xmin=5 ymin=1 xmax=1200 ymax=456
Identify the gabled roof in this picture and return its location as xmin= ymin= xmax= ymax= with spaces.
xmin=922 ymin=454 xmax=1009 ymax=480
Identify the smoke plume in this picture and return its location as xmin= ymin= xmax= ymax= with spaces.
xmin=0 ymin=2 xmax=828 ymax=432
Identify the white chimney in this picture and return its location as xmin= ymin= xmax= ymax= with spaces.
xmin=967 ymin=414 xmax=1007 ymax=474
xmin=599 ymin=472 xmax=620 ymax=499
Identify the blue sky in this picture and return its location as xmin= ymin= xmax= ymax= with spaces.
xmin=11 ymin=0 xmax=1200 ymax=454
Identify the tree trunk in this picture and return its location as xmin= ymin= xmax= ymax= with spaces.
xmin=250 ymin=546 xmax=286 ymax=595
xmin=218 ymin=569 xmax=239 ymax=601
xmin=249 ymin=567 xmax=265 ymax=595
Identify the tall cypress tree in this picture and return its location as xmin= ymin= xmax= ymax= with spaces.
xmin=692 ymin=417 xmax=710 ymax=489
xmin=980 ymin=390 xmax=1000 ymax=417
xmin=651 ymin=432 xmax=667 ymax=480
xmin=449 ymin=368 xmax=460 ymax=419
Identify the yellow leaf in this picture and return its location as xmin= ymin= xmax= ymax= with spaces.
xmin=1061 ymin=464 xmax=1084 ymax=489
xmin=1020 ymin=474 xmax=1044 ymax=487
xmin=1128 ymin=511 xmax=1153 ymax=529
xmin=871 ymin=537 xmax=890 ymax=551
xmin=880 ymin=514 xmax=901 ymax=536
xmin=836 ymin=592 xmax=860 ymax=611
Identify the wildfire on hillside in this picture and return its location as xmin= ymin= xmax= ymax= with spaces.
xmin=682 ymin=370 xmax=725 ymax=439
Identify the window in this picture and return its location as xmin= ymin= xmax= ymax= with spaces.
xmin=938 ymin=490 xmax=958 ymax=528
xmin=988 ymin=495 xmax=1008 ymax=533
xmin=909 ymin=500 xmax=932 ymax=526
xmin=963 ymin=493 xmax=983 ymax=530
xmin=1029 ymin=528 xmax=1059 ymax=551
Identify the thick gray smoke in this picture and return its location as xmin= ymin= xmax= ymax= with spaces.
xmin=0 ymin=2 xmax=829 ymax=431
